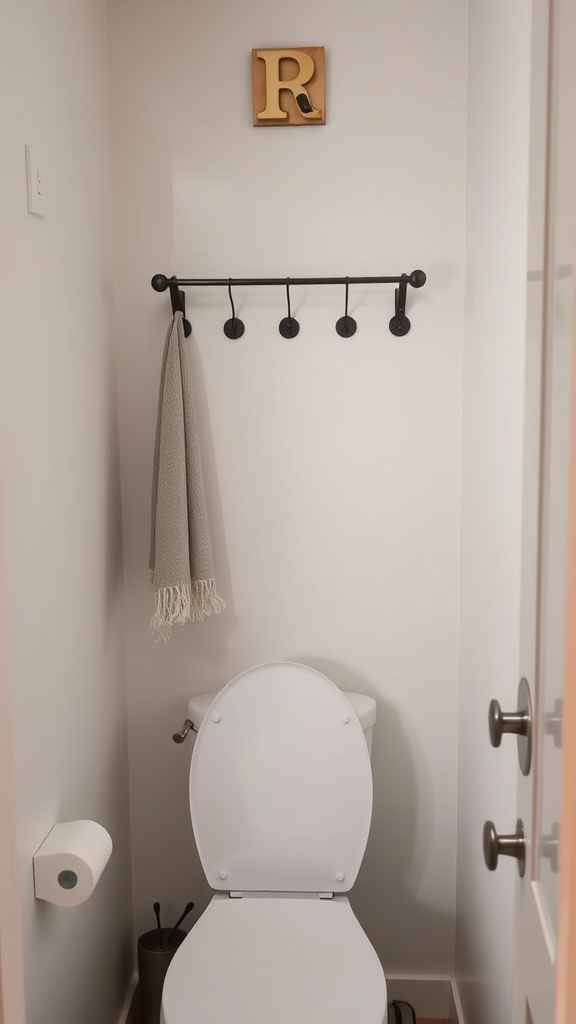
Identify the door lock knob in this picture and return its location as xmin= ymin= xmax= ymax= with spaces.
xmin=488 ymin=677 xmax=533 ymax=775
xmin=483 ymin=819 xmax=526 ymax=877
xmin=488 ymin=700 xmax=529 ymax=745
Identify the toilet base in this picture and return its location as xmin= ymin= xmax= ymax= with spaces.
xmin=162 ymin=893 xmax=387 ymax=1024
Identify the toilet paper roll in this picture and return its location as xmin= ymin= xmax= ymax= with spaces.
xmin=33 ymin=820 xmax=113 ymax=907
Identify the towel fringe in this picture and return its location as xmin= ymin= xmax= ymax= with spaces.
xmin=151 ymin=580 xmax=225 ymax=642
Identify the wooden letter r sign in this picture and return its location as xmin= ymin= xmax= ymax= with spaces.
xmin=252 ymin=47 xmax=326 ymax=126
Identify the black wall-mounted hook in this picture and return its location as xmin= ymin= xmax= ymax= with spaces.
xmin=279 ymin=279 xmax=300 ymax=338
xmin=336 ymin=278 xmax=357 ymax=337
xmin=389 ymin=276 xmax=411 ymax=336
xmin=168 ymin=277 xmax=192 ymax=337
xmin=223 ymin=280 xmax=245 ymax=339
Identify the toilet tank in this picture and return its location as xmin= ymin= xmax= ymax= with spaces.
xmin=187 ymin=688 xmax=377 ymax=760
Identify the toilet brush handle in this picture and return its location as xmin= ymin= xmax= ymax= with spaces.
xmin=153 ymin=902 xmax=163 ymax=950
xmin=168 ymin=901 xmax=195 ymax=946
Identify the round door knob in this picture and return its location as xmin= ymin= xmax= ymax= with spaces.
xmin=483 ymin=819 xmax=526 ymax=877
xmin=488 ymin=678 xmax=532 ymax=775
xmin=488 ymin=700 xmax=529 ymax=745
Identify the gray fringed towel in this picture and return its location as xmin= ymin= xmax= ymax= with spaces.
xmin=149 ymin=311 xmax=225 ymax=640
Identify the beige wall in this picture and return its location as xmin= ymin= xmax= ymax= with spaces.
xmin=0 ymin=2 xmax=133 ymax=1023
xmin=456 ymin=2 xmax=533 ymax=1021
xmin=109 ymin=0 xmax=467 ymax=975
xmin=0 ymin=505 xmax=26 ymax=1024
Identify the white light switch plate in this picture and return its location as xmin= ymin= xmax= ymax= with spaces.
xmin=25 ymin=145 xmax=46 ymax=216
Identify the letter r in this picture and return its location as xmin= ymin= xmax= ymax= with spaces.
xmin=256 ymin=49 xmax=318 ymax=120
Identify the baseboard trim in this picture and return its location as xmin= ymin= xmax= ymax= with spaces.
xmin=449 ymin=979 xmax=466 ymax=1024
xmin=117 ymin=970 xmax=464 ymax=1023
xmin=386 ymin=976 xmax=467 ymax=1021
xmin=117 ymin=970 xmax=138 ymax=1024
xmin=386 ymin=977 xmax=452 ymax=1018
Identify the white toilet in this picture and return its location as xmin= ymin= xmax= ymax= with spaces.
xmin=161 ymin=661 xmax=387 ymax=1024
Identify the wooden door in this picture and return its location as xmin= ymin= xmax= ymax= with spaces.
xmin=512 ymin=0 xmax=576 ymax=1019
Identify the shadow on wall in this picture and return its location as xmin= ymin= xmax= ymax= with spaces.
xmin=293 ymin=655 xmax=454 ymax=973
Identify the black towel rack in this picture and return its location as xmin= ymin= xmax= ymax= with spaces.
xmin=151 ymin=269 xmax=427 ymax=339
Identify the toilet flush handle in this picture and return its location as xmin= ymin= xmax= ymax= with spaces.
xmin=172 ymin=719 xmax=197 ymax=744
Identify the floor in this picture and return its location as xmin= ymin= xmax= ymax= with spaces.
xmin=128 ymin=996 xmax=447 ymax=1024
xmin=129 ymin=1008 xmax=447 ymax=1024
xmin=130 ymin=1012 xmax=447 ymax=1024
xmin=127 ymin=986 xmax=449 ymax=1024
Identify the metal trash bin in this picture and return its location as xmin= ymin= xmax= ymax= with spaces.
xmin=137 ymin=928 xmax=186 ymax=1024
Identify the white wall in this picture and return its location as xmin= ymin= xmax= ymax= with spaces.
xmin=0 ymin=2 xmax=133 ymax=1023
xmin=110 ymin=0 xmax=467 ymax=976
xmin=456 ymin=2 xmax=533 ymax=1021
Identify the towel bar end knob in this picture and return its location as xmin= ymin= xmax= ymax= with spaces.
xmin=409 ymin=270 xmax=426 ymax=288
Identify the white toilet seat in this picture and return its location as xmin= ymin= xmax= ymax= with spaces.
xmin=189 ymin=661 xmax=373 ymax=894
xmin=161 ymin=894 xmax=387 ymax=1024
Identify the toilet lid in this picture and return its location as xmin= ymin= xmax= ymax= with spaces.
xmin=190 ymin=662 xmax=373 ymax=893
xmin=162 ymin=895 xmax=387 ymax=1024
